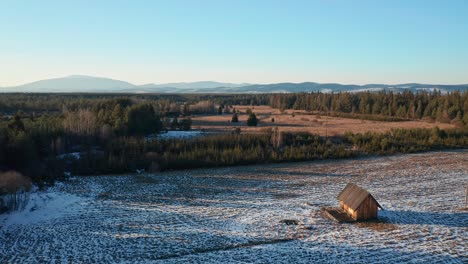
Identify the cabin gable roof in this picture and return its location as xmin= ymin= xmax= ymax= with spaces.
xmin=337 ymin=183 xmax=382 ymax=210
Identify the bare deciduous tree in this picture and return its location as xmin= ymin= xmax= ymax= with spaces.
xmin=271 ymin=127 xmax=283 ymax=149
xmin=190 ymin=101 xmax=216 ymax=114
xmin=63 ymin=109 xmax=98 ymax=136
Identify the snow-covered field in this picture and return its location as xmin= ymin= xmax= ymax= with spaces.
xmin=1 ymin=150 xmax=467 ymax=263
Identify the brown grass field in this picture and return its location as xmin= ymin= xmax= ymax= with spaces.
xmin=191 ymin=105 xmax=455 ymax=136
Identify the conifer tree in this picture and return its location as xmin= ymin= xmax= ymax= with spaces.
xmin=231 ymin=113 xmax=239 ymax=123
xmin=247 ymin=113 xmax=257 ymax=126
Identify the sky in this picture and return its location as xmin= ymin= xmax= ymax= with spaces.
xmin=1 ymin=0 xmax=468 ymax=86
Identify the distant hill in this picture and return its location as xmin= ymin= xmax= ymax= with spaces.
xmin=1 ymin=75 xmax=467 ymax=93
xmin=141 ymin=81 xmax=250 ymax=89
xmin=157 ymin=82 xmax=467 ymax=94
xmin=0 ymin=76 xmax=249 ymax=93
xmin=137 ymin=81 xmax=251 ymax=93
xmin=214 ymin=82 xmax=468 ymax=94
xmin=1 ymin=75 xmax=135 ymax=93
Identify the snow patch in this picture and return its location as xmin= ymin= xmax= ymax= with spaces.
xmin=0 ymin=188 xmax=87 ymax=228
xmin=149 ymin=130 xmax=205 ymax=140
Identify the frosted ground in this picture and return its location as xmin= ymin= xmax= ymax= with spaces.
xmin=146 ymin=130 xmax=205 ymax=141
xmin=1 ymin=151 xmax=467 ymax=263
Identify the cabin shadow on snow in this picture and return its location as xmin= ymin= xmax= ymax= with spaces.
xmin=379 ymin=210 xmax=468 ymax=228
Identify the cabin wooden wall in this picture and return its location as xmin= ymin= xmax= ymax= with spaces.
xmin=355 ymin=196 xmax=378 ymax=220
xmin=340 ymin=195 xmax=378 ymax=221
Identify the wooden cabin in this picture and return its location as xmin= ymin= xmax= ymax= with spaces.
xmin=337 ymin=183 xmax=382 ymax=221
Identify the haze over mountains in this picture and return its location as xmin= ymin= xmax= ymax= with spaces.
xmin=1 ymin=75 xmax=467 ymax=94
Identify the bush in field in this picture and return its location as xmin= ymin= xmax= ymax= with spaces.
xmin=0 ymin=171 xmax=32 ymax=213
xmin=247 ymin=113 xmax=258 ymax=126
xmin=231 ymin=113 xmax=239 ymax=123
xmin=0 ymin=171 xmax=31 ymax=193
xmin=232 ymin=127 xmax=241 ymax=135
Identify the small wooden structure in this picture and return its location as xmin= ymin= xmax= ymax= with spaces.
xmin=337 ymin=183 xmax=382 ymax=221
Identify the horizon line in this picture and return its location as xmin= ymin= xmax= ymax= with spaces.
xmin=2 ymin=74 xmax=468 ymax=88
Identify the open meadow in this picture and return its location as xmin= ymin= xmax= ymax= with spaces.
xmin=191 ymin=105 xmax=455 ymax=136
xmin=1 ymin=150 xmax=466 ymax=263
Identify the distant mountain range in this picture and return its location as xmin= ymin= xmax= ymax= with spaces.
xmin=1 ymin=75 xmax=467 ymax=94
xmin=3 ymin=75 xmax=135 ymax=93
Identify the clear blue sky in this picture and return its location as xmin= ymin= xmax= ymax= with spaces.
xmin=1 ymin=0 xmax=468 ymax=86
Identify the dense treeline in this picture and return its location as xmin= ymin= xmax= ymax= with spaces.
xmin=0 ymin=93 xmax=269 ymax=115
xmin=64 ymin=127 xmax=467 ymax=176
xmin=269 ymin=91 xmax=468 ymax=125
xmin=345 ymin=127 xmax=468 ymax=154
xmin=69 ymin=133 xmax=351 ymax=175
xmin=0 ymin=98 xmax=172 ymax=185
xmin=0 ymin=114 xmax=66 ymax=185
xmin=0 ymin=91 xmax=467 ymax=187
xmin=1 ymin=91 xmax=467 ymax=125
